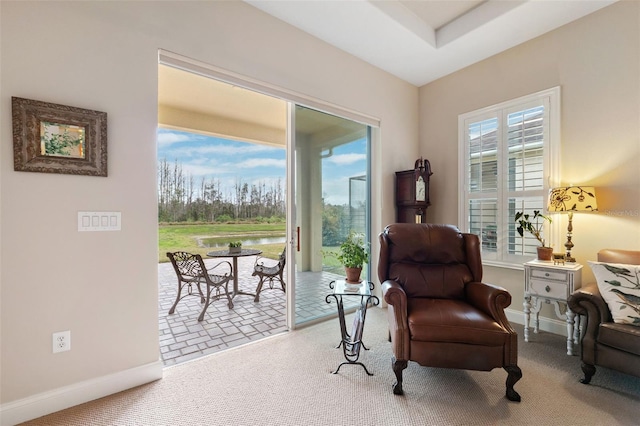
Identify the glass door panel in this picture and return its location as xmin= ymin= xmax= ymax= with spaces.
xmin=290 ymin=105 xmax=370 ymax=327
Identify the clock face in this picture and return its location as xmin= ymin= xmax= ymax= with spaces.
xmin=416 ymin=177 xmax=426 ymax=202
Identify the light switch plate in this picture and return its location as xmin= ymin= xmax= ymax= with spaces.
xmin=78 ymin=211 xmax=121 ymax=231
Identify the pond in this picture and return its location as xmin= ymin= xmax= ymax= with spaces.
xmin=199 ymin=236 xmax=286 ymax=248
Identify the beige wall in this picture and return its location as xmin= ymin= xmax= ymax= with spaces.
xmin=0 ymin=0 xmax=418 ymax=417
xmin=420 ymin=1 xmax=640 ymax=316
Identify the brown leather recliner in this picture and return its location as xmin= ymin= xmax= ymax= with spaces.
xmin=567 ymin=249 xmax=640 ymax=384
xmin=379 ymin=223 xmax=522 ymax=401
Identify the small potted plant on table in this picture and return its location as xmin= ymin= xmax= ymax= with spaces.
xmin=228 ymin=241 xmax=242 ymax=254
xmin=332 ymin=231 xmax=369 ymax=284
xmin=515 ymin=210 xmax=553 ymax=260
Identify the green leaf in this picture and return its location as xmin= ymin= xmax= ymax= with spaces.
xmin=603 ymin=264 xmax=633 ymax=276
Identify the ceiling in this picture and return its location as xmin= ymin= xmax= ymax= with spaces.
xmin=159 ymin=0 xmax=617 ymax=145
xmin=245 ymin=0 xmax=617 ymax=87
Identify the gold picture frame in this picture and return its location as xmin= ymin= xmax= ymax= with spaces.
xmin=12 ymin=97 xmax=107 ymax=176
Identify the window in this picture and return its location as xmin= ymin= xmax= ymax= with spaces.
xmin=458 ymin=88 xmax=560 ymax=266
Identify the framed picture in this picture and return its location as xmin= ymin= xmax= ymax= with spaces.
xmin=12 ymin=97 xmax=107 ymax=176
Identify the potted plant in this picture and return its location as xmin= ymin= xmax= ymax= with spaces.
xmin=332 ymin=231 xmax=369 ymax=283
xmin=515 ymin=210 xmax=553 ymax=260
xmin=228 ymin=241 xmax=242 ymax=254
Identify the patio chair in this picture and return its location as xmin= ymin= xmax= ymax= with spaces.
xmin=252 ymin=247 xmax=286 ymax=302
xmin=167 ymin=251 xmax=234 ymax=321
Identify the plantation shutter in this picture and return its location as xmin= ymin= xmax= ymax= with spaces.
xmin=459 ymin=88 xmax=559 ymax=266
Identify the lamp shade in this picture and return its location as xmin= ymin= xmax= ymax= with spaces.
xmin=547 ymin=186 xmax=598 ymax=213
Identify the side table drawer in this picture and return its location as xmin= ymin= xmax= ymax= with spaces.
xmin=529 ymin=279 xmax=567 ymax=299
xmin=530 ymin=268 xmax=567 ymax=282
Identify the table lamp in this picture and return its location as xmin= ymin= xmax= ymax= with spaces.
xmin=547 ymin=186 xmax=598 ymax=262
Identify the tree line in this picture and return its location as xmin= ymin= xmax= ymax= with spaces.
xmin=158 ymin=158 xmax=286 ymax=223
xmin=158 ymin=158 xmax=361 ymax=247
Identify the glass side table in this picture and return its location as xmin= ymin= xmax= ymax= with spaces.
xmin=325 ymin=280 xmax=380 ymax=375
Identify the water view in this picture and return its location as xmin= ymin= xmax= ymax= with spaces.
xmin=199 ymin=236 xmax=286 ymax=248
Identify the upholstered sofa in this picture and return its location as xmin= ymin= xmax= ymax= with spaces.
xmin=567 ymin=249 xmax=640 ymax=384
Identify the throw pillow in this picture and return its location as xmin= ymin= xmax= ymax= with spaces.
xmin=588 ymin=261 xmax=640 ymax=326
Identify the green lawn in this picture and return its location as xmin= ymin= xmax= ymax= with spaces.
xmin=159 ymin=222 xmax=286 ymax=263
xmin=159 ymin=222 xmax=369 ymax=278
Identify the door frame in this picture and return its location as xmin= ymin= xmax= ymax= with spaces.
xmin=159 ymin=50 xmax=382 ymax=331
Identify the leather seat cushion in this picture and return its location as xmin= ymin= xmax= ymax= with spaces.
xmin=598 ymin=322 xmax=640 ymax=355
xmin=407 ymin=298 xmax=508 ymax=346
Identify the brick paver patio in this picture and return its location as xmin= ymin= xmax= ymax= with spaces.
xmin=158 ymin=255 xmax=360 ymax=366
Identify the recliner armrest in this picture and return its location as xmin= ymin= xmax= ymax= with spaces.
xmin=466 ymin=281 xmax=513 ymax=329
xmin=568 ymin=283 xmax=611 ymax=324
xmin=382 ymin=280 xmax=408 ymax=327
xmin=382 ymin=280 xmax=410 ymax=360
xmin=382 ymin=280 xmax=407 ymax=306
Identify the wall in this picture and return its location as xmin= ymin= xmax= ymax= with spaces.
xmin=420 ymin=1 xmax=639 ymax=323
xmin=0 ymin=1 xmax=418 ymax=422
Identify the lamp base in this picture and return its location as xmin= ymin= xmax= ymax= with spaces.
xmin=564 ymin=213 xmax=575 ymax=262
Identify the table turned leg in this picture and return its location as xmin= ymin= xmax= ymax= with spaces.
xmin=523 ymin=296 xmax=531 ymax=342
xmin=566 ymin=308 xmax=575 ymax=356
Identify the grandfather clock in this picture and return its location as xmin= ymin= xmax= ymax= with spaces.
xmin=395 ymin=158 xmax=432 ymax=223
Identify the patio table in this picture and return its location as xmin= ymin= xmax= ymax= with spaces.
xmin=207 ymin=248 xmax=262 ymax=299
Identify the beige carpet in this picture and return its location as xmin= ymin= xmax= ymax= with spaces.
xmin=21 ymin=308 xmax=640 ymax=425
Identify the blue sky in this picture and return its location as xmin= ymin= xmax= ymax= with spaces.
xmin=157 ymin=128 xmax=367 ymax=205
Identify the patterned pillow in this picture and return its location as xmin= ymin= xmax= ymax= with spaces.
xmin=588 ymin=261 xmax=640 ymax=326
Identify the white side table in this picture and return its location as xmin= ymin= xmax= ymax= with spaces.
xmin=523 ymin=260 xmax=583 ymax=355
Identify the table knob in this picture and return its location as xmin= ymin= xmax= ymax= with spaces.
xmin=545 ymin=285 xmax=551 ymax=293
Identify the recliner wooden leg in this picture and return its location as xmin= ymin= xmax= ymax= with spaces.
xmin=504 ymin=365 xmax=522 ymax=402
xmin=392 ymin=357 xmax=408 ymax=395
xmin=580 ymin=363 xmax=596 ymax=384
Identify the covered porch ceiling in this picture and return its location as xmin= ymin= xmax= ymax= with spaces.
xmin=158 ymin=64 xmax=365 ymax=149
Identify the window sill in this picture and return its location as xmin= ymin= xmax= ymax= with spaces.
xmin=482 ymin=260 xmax=529 ymax=271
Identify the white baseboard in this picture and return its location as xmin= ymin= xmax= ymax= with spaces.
xmin=1 ymin=360 xmax=163 ymax=426
xmin=506 ymin=307 xmax=570 ymax=336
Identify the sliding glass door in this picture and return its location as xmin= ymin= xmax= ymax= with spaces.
xmin=287 ymin=105 xmax=371 ymax=327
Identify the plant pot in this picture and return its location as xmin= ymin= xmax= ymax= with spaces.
xmin=345 ymin=267 xmax=362 ymax=284
xmin=536 ymin=246 xmax=553 ymax=261
xmin=229 ymin=246 xmax=241 ymax=254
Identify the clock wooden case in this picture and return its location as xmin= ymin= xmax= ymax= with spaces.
xmin=395 ymin=158 xmax=432 ymax=223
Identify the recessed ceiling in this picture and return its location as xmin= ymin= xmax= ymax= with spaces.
xmin=245 ymin=0 xmax=617 ymax=87
xmin=159 ymin=0 xmax=618 ymax=144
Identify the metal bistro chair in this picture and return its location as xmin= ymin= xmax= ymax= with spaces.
xmin=167 ymin=251 xmax=234 ymax=321
xmin=252 ymin=247 xmax=286 ymax=302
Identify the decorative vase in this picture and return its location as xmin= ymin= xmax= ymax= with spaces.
xmin=536 ymin=246 xmax=553 ymax=261
xmin=345 ymin=267 xmax=362 ymax=284
xmin=229 ymin=246 xmax=241 ymax=254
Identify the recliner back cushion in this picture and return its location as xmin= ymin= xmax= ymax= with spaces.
xmin=389 ymin=263 xmax=471 ymax=299
xmin=384 ymin=224 xmax=471 ymax=299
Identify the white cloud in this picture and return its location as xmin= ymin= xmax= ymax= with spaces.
xmin=163 ymin=143 xmax=279 ymax=159
xmin=328 ymin=153 xmax=366 ymax=166
xmin=181 ymin=163 xmax=227 ymax=177
xmin=237 ymin=158 xmax=286 ymax=169
xmin=156 ymin=131 xmax=197 ymax=146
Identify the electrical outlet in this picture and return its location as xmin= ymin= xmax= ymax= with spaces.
xmin=52 ymin=330 xmax=71 ymax=353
